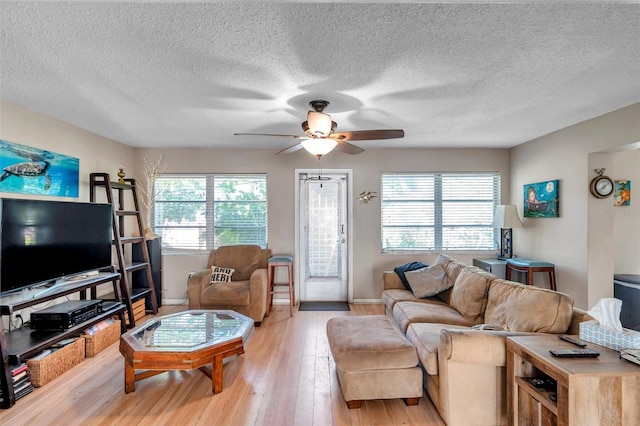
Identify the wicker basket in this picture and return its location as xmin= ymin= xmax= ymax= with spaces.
xmin=27 ymin=338 xmax=85 ymax=387
xmin=84 ymin=320 xmax=121 ymax=357
xmin=123 ymin=299 xmax=146 ymax=325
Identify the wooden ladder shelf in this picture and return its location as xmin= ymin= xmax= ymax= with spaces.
xmin=90 ymin=173 xmax=158 ymax=327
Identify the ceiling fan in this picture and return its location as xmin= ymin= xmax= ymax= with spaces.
xmin=234 ymin=100 xmax=404 ymax=158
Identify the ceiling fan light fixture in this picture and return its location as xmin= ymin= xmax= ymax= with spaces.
xmin=305 ymin=110 xmax=333 ymax=137
xmin=301 ymin=138 xmax=338 ymax=158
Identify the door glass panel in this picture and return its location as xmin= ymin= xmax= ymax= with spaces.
xmin=305 ymin=179 xmax=341 ymax=279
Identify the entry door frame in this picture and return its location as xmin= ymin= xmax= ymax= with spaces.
xmin=294 ymin=168 xmax=354 ymax=303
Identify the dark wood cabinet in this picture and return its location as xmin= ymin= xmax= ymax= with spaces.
xmin=132 ymin=238 xmax=162 ymax=309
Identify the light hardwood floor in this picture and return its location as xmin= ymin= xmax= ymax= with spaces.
xmin=1 ymin=304 xmax=445 ymax=426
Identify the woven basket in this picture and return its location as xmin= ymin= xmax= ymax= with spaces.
xmin=27 ymin=338 xmax=85 ymax=387
xmin=84 ymin=320 xmax=121 ymax=357
xmin=123 ymin=299 xmax=146 ymax=326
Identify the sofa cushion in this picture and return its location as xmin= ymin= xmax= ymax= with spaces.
xmin=442 ymin=260 xmax=470 ymax=285
xmin=484 ymin=279 xmax=574 ymax=333
xmin=382 ymin=288 xmax=420 ymax=313
xmin=393 ymin=300 xmax=472 ymax=332
xmin=406 ymin=322 xmax=470 ymax=375
xmin=448 ymin=267 xmax=493 ymax=324
xmin=200 ymin=280 xmax=251 ymax=305
xmin=213 ymin=245 xmax=262 ymax=281
xmin=394 ymin=261 xmax=429 ymax=290
xmin=405 ymin=263 xmax=453 ymax=298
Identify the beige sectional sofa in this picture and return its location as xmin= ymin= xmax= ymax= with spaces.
xmin=383 ymin=254 xmax=591 ymax=426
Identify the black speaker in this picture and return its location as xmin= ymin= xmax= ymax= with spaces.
xmin=132 ymin=238 xmax=162 ymax=309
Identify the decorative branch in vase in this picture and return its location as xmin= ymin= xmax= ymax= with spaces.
xmin=138 ymin=154 xmax=167 ymax=240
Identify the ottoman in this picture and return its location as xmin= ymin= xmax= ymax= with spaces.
xmin=326 ymin=315 xmax=423 ymax=408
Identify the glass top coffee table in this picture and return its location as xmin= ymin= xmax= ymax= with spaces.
xmin=119 ymin=310 xmax=254 ymax=394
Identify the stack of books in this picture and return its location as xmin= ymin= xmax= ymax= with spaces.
xmin=620 ymin=348 xmax=640 ymax=366
xmin=83 ymin=318 xmax=115 ymax=336
xmin=0 ymin=362 xmax=34 ymax=404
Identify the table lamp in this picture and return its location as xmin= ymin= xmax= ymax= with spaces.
xmin=491 ymin=205 xmax=524 ymax=260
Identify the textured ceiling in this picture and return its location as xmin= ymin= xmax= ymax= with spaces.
xmin=1 ymin=2 xmax=639 ymax=150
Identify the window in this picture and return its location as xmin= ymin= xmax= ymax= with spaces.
xmin=153 ymin=174 xmax=267 ymax=251
xmin=381 ymin=173 xmax=499 ymax=252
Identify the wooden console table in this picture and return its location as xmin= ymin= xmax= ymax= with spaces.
xmin=506 ymin=335 xmax=640 ymax=426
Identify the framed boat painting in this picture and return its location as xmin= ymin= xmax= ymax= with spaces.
xmin=524 ymin=180 xmax=559 ymax=218
xmin=0 ymin=139 xmax=79 ymax=197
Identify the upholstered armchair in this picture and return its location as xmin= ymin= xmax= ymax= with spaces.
xmin=188 ymin=245 xmax=272 ymax=325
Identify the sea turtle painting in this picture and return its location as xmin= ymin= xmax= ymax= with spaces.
xmin=0 ymin=139 xmax=79 ymax=196
xmin=0 ymin=160 xmax=52 ymax=190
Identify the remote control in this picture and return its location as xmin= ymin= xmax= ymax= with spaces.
xmin=549 ymin=348 xmax=600 ymax=358
xmin=528 ymin=378 xmax=546 ymax=387
xmin=558 ymin=335 xmax=587 ymax=347
xmin=527 ymin=378 xmax=555 ymax=388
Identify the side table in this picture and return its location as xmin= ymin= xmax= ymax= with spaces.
xmin=472 ymin=258 xmax=506 ymax=279
xmin=506 ymin=334 xmax=640 ymax=425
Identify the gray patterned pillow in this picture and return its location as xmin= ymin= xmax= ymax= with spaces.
xmin=405 ymin=263 xmax=453 ymax=298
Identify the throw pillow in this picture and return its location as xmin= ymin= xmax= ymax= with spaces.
xmin=405 ymin=263 xmax=453 ymax=298
xmin=448 ymin=268 xmax=492 ymax=324
xmin=393 ymin=261 xmax=428 ymax=290
xmin=210 ymin=266 xmax=235 ymax=284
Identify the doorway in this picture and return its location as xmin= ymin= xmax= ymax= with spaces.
xmin=296 ymin=169 xmax=352 ymax=302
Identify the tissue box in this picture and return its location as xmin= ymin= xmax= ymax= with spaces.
xmin=579 ymin=320 xmax=640 ymax=351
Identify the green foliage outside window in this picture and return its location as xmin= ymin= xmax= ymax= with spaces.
xmin=154 ymin=175 xmax=267 ymax=251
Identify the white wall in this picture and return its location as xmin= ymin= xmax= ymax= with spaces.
xmin=612 ymin=148 xmax=640 ymax=273
xmin=1 ymin=100 xmax=136 ymax=201
xmin=135 ymin=147 xmax=510 ymax=303
xmin=511 ymin=103 xmax=640 ymax=310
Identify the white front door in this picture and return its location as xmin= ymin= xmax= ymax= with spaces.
xmin=297 ymin=170 xmax=350 ymax=302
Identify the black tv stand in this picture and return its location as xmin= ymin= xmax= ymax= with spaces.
xmin=0 ymin=267 xmax=126 ymax=408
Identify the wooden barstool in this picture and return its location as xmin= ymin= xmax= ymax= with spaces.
xmin=267 ymin=254 xmax=294 ymax=317
xmin=506 ymin=258 xmax=556 ymax=291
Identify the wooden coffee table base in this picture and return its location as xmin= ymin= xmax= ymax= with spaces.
xmin=120 ymin=336 xmax=245 ymax=394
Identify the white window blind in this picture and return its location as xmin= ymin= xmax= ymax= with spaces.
xmin=153 ymin=174 xmax=267 ymax=251
xmin=381 ymin=173 xmax=500 ymax=252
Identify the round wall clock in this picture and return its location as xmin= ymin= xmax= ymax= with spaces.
xmin=590 ymin=168 xmax=614 ymax=199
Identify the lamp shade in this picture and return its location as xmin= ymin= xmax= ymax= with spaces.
xmin=301 ymin=138 xmax=338 ymax=158
xmin=306 ymin=111 xmax=333 ymax=137
xmin=491 ymin=205 xmax=524 ymax=229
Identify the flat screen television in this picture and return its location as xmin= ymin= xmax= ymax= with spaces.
xmin=0 ymin=198 xmax=113 ymax=294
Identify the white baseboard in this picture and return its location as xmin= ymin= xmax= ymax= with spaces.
xmin=161 ymin=298 xmax=383 ymax=306
xmin=273 ymin=299 xmax=383 ymax=304
xmin=162 ymin=298 xmax=188 ymax=306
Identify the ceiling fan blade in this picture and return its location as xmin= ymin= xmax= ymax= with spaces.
xmin=234 ymin=133 xmax=307 ymax=140
xmin=276 ymin=143 xmax=305 ymax=155
xmin=335 ymin=141 xmax=365 ymax=155
xmin=329 ymin=129 xmax=404 ymax=141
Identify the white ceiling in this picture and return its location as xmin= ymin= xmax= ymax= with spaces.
xmin=1 ymin=1 xmax=639 ymax=151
